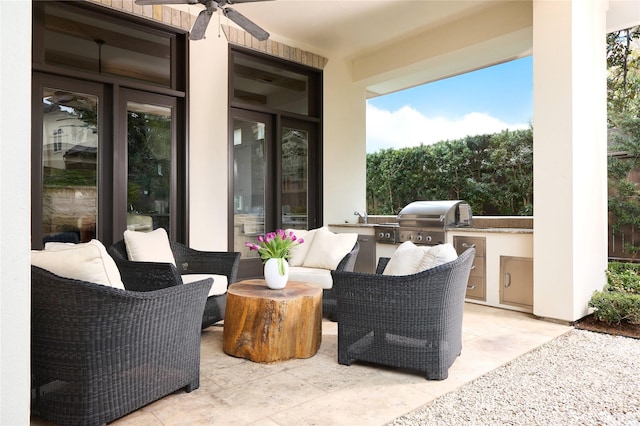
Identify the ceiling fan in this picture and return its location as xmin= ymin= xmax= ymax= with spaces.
xmin=134 ymin=0 xmax=270 ymax=41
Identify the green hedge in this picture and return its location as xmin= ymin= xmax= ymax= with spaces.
xmin=589 ymin=262 xmax=640 ymax=324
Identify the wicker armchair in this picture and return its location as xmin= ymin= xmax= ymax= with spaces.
xmin=321 ymin=241 xmax=360 ymax=320
xmin=108 ymin=240 xmax=240 ymax=329
xmin=31 ymin=265 xmax=212 ymax=426
xmin=331 ymin=248 xmax=475 ymax=380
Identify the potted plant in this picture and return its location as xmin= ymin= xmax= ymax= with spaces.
xmin=246 ymin=229 xmax=304 ymax=289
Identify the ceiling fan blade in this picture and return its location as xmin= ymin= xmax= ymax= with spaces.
xmin=135 ymin=0 xmax=197 ymax=5
xmin=225 ymin=0 xmax=274 ymax=3
xmin=223 ymin=7 xmax=269 ymax=41
xmin=190 ymin=7 xmax=215 ymax=40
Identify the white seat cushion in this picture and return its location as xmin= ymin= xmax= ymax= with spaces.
xmin=123 ymin=228 xmax=176 ymax=266
xmin=288 ymin=266 xmax=333 ymax=289
xmin=33 ymin=239 xmax=125 ymax=289
xmin=286 ymin=227 xmax=326 ymax=266
xmin=301 ymin=228 xmax=357 ymax=270
xmin=419 ymin=243 xmax=458 ymax=270
xmin=383 ymin=241 xmax=431 ymax=276
xmin=383 ymin=242 xmax=459 ymax=276
xmin=182 ymin=274 xmax=228 ymax=297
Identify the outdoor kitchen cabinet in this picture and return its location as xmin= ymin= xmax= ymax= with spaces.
xmin=500 ymin=256 xmax=533 ymax=309
xmin=453 ymin=236 xmax=486 ymax=301
xmin=355 ymin=234 xmax=376 ymax=273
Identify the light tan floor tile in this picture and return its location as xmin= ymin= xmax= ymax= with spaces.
xmin=32 ymin=303 xmax=568 ymax=426
xmin=268 ymin=375 xmax=432 ymax=426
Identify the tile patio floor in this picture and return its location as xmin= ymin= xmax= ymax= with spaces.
xmin=31 ymin=303 xmax=571 ymax=426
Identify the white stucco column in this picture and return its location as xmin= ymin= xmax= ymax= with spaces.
xmin=323 ymin=58 xmax=368 ymax=225
xmin=188 ymin=33 xmax=230 ymax=251
xmin=0 ymin=0 xmax=32 ymax=423
xmin=532 ymin=0 xmax=609 ymax=322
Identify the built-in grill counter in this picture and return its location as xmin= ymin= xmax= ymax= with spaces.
xmin=331 ymin=207 xmax=534 ymax=314
xmin=447 ymin=216 xmax=533 ymax=313
xmin=374 ymin=200 xmax=472 ymax=246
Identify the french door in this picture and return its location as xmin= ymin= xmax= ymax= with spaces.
xmin=231 ymin=108 xmax=318 ymax=278
xmin=119 ymin=89 xmax=179 ymax=239
xmin=32 ymin=74 xmax=183 ymax=248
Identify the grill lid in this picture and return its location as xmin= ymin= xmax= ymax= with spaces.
xmin=397 ymin=200 xmax=472 ymax=228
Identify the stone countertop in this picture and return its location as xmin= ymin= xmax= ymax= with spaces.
xmin=330 ymin=215 xmax=533 ymax=233
xmin=447 ymin=227 xmax=533 ymax=234
xmin=329 ymin=223 xmax=533 ymax=234
xmin=329 ymin=223 xmax=377 ymax=228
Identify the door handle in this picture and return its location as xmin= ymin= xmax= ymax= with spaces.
xmin=504 ymin=273 xmax=511 ymax=288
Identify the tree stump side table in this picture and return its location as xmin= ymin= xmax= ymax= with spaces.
xmin=222 ymin=279 xmax=322 ymax=363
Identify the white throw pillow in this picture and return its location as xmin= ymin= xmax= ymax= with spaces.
xmin=182 ymin=274 xmax=227 ymax=297
xmin=382 ymin=241 xmax=431 ymax=276
xmin=123 ymin=228 xmax=176 ymax=266
xmin=32 ymin=240 xmax=125 ymax=289
xmin=302 ymin=228 xmax=357 ymax=270
xmin=418 ymin=243 xmax=459 ymax=270
xmin=286 ymin=227 xmax=326 ymax=266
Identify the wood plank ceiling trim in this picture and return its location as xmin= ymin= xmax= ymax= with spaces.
xmin=84 ymin=0 xmax=327 ymax=70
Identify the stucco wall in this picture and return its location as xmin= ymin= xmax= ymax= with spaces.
xmin=532 ymin=0 xmax=608 ymax=322
xmin=188 ymin=33 xmax=231 ymax=251
xmin=1 ymin=1 xmax=32 ymax=424
xmin=322 ymin=58 xmax=368 ymax=226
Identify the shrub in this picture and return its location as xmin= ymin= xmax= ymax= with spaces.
xmin=605 ymin=268 xmax=640 ymax=293
xmin=589 ymin=291 xmax=640 ymax=324
xmin=589 ymin=262 xmax=640 ymax=324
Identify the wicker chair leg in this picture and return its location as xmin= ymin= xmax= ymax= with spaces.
xmin=338 ymin=355 xmax=352 ymax=366
xmin=426 ymin=370 xmax=448 ymax=381
xmin=185 ymin=379 xmax=200 ymax=393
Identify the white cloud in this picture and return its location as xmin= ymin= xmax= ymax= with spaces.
xmin=366 ymin=103 xmax=530 ymax=153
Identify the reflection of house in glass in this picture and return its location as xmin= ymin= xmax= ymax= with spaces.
xmin=63 ymin=144 xmax=97 ymax=170
xmin=41 ymin=90 xmax=99 ymax=243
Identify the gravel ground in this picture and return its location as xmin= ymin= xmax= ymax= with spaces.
xmin=388 ymin=330 xmax=640 ymax=426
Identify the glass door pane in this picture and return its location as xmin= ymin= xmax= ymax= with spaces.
xmin=127 ymin=101 xmax=172 ymax=233
xmin=281 ymin=127 xmax=308 ymax=230
xmin=233 ymin=116 xmax=267 ymax=260
xmin=42 ymin=87 xmax=99 ymax=244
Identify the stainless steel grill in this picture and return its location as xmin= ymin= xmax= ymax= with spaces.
xmin=375 ymin=200 xmax=472 ymax=245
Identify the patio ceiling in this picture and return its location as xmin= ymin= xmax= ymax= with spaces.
xmin=231 ymin=0 xmax=497 ymax=59
xmin=221 ymin=0 xmax=639 ymax=96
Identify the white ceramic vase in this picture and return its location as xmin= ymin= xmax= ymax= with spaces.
xmin=264 ymin=257 xmax=289 ymax=289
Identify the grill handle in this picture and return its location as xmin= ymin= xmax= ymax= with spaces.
xmin=462 ymin=242 xmax=476 ymax=249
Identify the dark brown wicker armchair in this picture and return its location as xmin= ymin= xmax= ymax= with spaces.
xmin=331 ymin=248 xmax=475 ymax=380
xmin=108 ymin=240 xmax=240 ymax=329
xmin=31 ymin=265 xmax=212 ymax=426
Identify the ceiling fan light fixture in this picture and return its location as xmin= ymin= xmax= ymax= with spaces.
xmin=134 ymin=0 xmax=270 ymax=42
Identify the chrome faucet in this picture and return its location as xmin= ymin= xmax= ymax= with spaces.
xmin=354 ymin=210 xmax=368 ymax=224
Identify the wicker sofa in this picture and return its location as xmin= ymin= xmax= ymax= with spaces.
xmin=108 ymin=231 xmax=240 ymax=329
xmin=332 ymin=247 xmax=475 ymax=380
xmin=286 ymin=227 xmax=359 ymax=320
xmin=31 ymin=265 xmax=211 ymax=426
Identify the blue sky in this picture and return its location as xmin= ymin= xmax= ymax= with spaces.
xmin=366 ymin=56 xmax=533 ymax=153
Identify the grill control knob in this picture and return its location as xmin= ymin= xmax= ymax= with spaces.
xmin=426 ymin=235 xmax=432 ymax=242
xmin=416 ymin=235 xmax=423 ymax=241
xmin=384 ymin=232 xmax=391 ymax=239
xmin=407 ymin=234 xmax=413 ymax=240
xmin=378 ymin=232 xmax=385 ymax=238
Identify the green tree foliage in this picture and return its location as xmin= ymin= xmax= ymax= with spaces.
xmin=607 ymin=26 xmax=640 ymax=257
xmin=366 ymin=128 xmax=533 ymax=215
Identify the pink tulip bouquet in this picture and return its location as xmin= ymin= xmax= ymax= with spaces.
xmin=246 ymin=229 xmax=304 ymax=274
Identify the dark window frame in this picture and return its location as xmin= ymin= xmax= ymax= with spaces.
xmin=227 ymin=46 xmax=323 ymax=275
xmin=31 ymin=1 xmax=189 ymax=248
